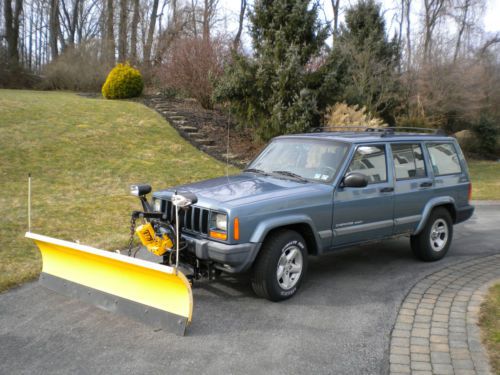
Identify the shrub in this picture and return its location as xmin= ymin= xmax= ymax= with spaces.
xmin=40 ymin=42 xmax=108 ymax=92
xmin=157 ymin=37 xmax=228 ymax=109
xmin=472 ymin=115 xmax=499 ymax=159
xmin=102 ymin=63 xmax=144 ymax=99
xmin=324 ymin=102 xmax=386 ymax=130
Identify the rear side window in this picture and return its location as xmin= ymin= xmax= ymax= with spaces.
xmin=347 ymin=145 xmax=387 ymax=184
xmin=426 ymin=143 xmax=462 ymax=176
xmin=391 ymin=143 xmax=426 ymax=180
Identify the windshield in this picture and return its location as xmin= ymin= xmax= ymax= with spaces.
xmin=247 ymin=138 xmax=349 ymax=182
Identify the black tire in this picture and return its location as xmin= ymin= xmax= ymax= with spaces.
xmin=411 ymin=207 xmax=453 ymax=262
xmin=251 ymin=229 xmax=308 ymax=301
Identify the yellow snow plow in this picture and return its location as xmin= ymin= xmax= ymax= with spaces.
xmin=26 ymin=187 xmax=199 ymax=336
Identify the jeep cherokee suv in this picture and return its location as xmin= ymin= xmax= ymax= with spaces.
xmin=151 ymin=130 xmax=474 ymax=301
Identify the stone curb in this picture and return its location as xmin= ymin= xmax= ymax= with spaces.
xmin=389 ymin=254 xmax=500 ymax=375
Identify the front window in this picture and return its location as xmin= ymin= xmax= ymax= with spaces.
xmin=346 ymin=145 xmax=387 ymax=184
xmin=247 ymin=138 xmax=349 ymax=182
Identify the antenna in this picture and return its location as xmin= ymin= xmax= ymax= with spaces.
xmin=226 ymin=108 xmax=231 ymax=181
xmin=28 ymin=173 xmax=32 ymax=233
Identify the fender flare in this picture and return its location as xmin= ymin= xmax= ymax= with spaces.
xmin=249 ymin=215 xmax=321 ymax=252
xmin=414 ymin=196 xmax=456 ymax=235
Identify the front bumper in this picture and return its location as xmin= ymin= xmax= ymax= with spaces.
xmin=182 ymin=235 xmax=261 ymax=273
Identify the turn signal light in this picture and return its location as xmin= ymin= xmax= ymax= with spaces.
xmin=233 ymin=218 xmax=240 ymax=241
xmin=210 ymin=230 xmax=227 ymax=241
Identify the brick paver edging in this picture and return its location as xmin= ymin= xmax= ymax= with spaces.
xmin=389 ymin=254 xmax=500 ymax=375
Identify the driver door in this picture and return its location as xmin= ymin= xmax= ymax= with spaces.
xmin=331 ymin=144 xmax=395 ymax=247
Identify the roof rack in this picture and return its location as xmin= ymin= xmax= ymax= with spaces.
xmin=311 ymin=126 xmax=446 ymax=137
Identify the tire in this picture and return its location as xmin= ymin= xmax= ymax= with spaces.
xmin=251 ymin=229 xmax=308 ymax=301
xmin=411 ymin=207 xmax=453 ymax=262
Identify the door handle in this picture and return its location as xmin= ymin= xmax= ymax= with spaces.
xmin=380 ymin=187 xmax=394 ymax=193
xmin=420 ymin=182 xmax=433 ymax=188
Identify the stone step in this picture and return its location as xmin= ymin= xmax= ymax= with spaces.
xmin=178 ymin=125 xmax=198 ymax=133
xmin=201 ymin=145 xmax=217 ymax=151
xmin=222 ymin=153 xmax=240 ymax=160
xmin=169 ymin=115 xmax=186 ymax=120
xmin=173 ymin=120 xmax=187 ymax=125
xmin=193 ymin=138 xmax=214 ymax=146
xmin=161 ymin=111 xmax=177 ymax=115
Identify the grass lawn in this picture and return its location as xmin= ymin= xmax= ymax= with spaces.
xmin=0 ymin=89 xmax=237 ymax=292
xmin=468 ymin=160 xmax=500 ymax=200
xmin=479 ymin=283 xmax=500 ymax=374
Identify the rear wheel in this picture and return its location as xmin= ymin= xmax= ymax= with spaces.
xmin=411 ymin=207 xmax=453 ymax=261
xmin=251 ymin=230 xmax=308 ymax=301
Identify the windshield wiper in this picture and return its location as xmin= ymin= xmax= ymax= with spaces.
xmin=271 ymin=170 xmax=308 ymax=182
xmin=244 ymin=168 xmax=270 ymax=175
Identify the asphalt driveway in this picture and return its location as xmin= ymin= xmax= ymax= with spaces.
xmin=1 ymin=203 xmax=498 ymax=375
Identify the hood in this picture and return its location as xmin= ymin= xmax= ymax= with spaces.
xmin=153 ymin=173 xmax=326 ymax=208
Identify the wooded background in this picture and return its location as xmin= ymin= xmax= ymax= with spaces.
xmin=1 ymin=0 xmax=499 ymax=155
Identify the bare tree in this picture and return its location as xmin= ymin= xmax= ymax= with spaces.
xmin=60 ymin=0 xmax=82 ymax=46
xmin=202 ymin=0 xmax=218 ymax=42
xmin=129 ymin=0 xmax=139 ymax=63
xmin=117 ymin=0 xmax=126 ymax=61
xmin=106 ymin=0 xmax=115 ymax=65
xmin=233 ymin=0 xmax=246 ymax=50
xmin=331 ymin=0 xmax=340 ymax=37
xmin=49 ymin=0 xmax=60 ymax=58
xmin=143 ymin=0 xmax=159 ymax=64
xmin=3 ymin=0 xmax=23 ymax=62
xmin=404 ymin=0 xmax=412 ymax=68
xmin=423 ymin=0 xmax=447 ymax=62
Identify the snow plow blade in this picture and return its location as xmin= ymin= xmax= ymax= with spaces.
xmin=26 ymin=232 xmax=193 ymax=336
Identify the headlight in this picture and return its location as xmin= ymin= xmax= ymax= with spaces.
xmin=213 ymin=213 xmax=227 ymax=231
xmin=153 ymin=199 xmax=162 ymax=212
xmin=130 ymin=184 xmax=151 ymax=197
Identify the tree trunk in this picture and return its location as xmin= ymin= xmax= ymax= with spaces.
xmin=117 ymin=0 xmax=127 ymax=62
xmin=130 ymin=0 xmax=139 ymax=63
xmin=49 ymin=0 xmax=59 ymax=59
xmin=331 ymin=0 xmax=340 ymax=38
xmin=202 ymin=0 xmax=209 ymax=41
xmin=233 ymin=0 xmax=246 ymax=50
xmin=4 ymin=0 xmax=23 ymax=63
xmin=454 ymin=0 xmax=470 ymax=62
xmin=106 ymin=0 xmax=115 ymax=65
xmin=143 ymin=0 xmax=159 ymax=64
xmin=405 ymin=0 xmax=411 ymax=69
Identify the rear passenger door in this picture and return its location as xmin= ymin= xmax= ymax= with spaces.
xmin=391 ymin=143 xmax=434 ymax=234
xmin=332 ymin=144 xmax=394 ymax=247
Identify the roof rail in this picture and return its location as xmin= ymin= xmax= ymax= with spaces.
xmin=311 ymin=126 xmax=446 ymax=136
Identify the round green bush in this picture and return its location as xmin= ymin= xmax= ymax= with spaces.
xmin=102 ymin=63 xmax=144 ymax=99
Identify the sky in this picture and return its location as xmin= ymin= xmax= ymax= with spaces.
xmin=218 ymin=0 xmax=500 ymax=47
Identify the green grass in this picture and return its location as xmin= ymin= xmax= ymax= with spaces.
xmin=479 ymin=283 xmax=500 ymax=374
xmin=468 ymin=160 xmax=500 ymax=200
xmin=0 ymin=89 xmax=237 ymax=292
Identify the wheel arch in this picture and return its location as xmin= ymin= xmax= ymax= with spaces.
xmin=250 ymin=216 xmax=320 ymax=256
xmin=414 ymin=197 xmax=457 ymax=235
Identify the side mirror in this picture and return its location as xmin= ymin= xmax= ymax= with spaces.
xmin=342 ymin=172 xmax=369 ymax=188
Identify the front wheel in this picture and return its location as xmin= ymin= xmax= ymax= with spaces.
xmin=251 ymin=230 xmax=308 ymax=301
xmin=411 ymin=207 xmax=453 ymax=262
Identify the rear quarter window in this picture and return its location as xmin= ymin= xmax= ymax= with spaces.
xmin=426 ymin=143 xmax=462 ymax=176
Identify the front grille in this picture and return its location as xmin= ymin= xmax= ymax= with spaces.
xmin=163 ymin=200 xmax=210 ymax=235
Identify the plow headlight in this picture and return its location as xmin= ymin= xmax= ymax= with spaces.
xmin=130 ymin=184 xmax=152 ymax=197
xmin=153 ymin=198 xmax=162 ymax=212
xmin=214 ymin=213 xmax=227 ymax=231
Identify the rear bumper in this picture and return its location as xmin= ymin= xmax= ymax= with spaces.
xmin=456 ymin=204 xmax=475 ymax=224
xmin=183 ymin=235 xmax=261 ymax=273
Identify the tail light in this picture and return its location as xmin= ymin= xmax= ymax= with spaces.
xmin=468 ymin=182 xmax=472 ymax=202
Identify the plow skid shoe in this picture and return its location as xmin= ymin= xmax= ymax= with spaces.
xmin=26 ymin=232 xmax=193 ymax=336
